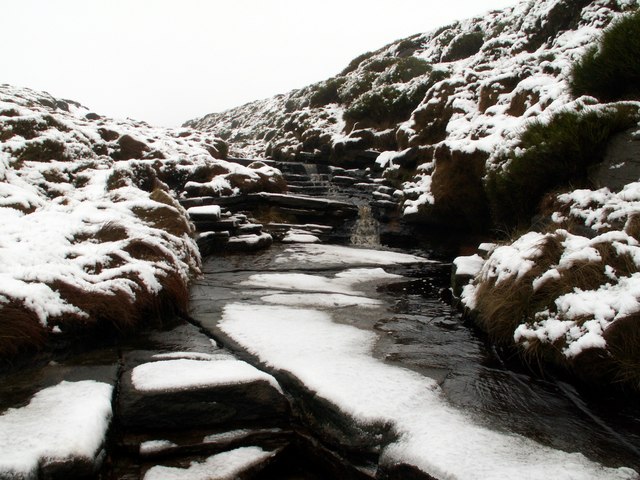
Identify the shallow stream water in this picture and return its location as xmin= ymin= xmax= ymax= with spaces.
xmin=190 ymin=235 xmax=640 ymax=475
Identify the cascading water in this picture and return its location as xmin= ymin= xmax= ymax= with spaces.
xmin=350 ymin=204 xmax=380 ymax=247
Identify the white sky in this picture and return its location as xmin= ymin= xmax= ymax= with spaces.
xmin=2 ymin=0 xmax=519 ymax=127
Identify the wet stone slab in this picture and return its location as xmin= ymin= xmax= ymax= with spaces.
xmin=190 ymin=242 xmax=640 ymax=480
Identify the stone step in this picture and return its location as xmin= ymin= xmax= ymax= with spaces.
xmin=286 ymin=179 xmax=331 ymax=187
xmin=237 ymin=223 xmax=264 ymax=235
xmin=193 ymin=218 xmax=241 ymax=232
xmin=372 ymin=191 xmax=393 ymax=201
xmin=226 ymin=232 xmax=273 ymax=252
xmin=118 ymin=353 xmax=288 ymax=433
xmin=287 ymin=186 xmax=330 ymax=195
xmin=186 ymin=204 xmax=221 ymax=222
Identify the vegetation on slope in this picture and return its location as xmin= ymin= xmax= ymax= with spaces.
xmin=486 ymin=103 xmax=640 ymax=229
xmin=570 ymin=9 xmax=640 ymax=101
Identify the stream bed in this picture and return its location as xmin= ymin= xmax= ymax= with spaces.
xmin=189 ymin=239 xmax=640 ymax=479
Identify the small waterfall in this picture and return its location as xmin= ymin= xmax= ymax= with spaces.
xmin=350 ymin=204 xmax=380 ymax=247
xmin=302 ymin=164 xmax=321 ymax=185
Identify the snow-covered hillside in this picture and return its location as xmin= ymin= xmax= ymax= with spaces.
xmin=0 ymin=84 xmax=283 ymax=359
xmin=186 ymin=0 xmax=638 ymax=228
xmin=186 ymin=0 xmax=640 ymax=390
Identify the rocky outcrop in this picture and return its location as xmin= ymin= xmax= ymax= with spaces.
xmin=185 ymin=0 xmax=639 ymax=231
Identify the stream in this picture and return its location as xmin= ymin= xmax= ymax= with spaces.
xmin=1 ymin=160 xmax=639 ymax=479
xmin=185 ymin=161 xmax=640 ymax=478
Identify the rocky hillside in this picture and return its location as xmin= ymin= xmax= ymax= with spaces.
xmin=0 ymin=84 xmax=284 ymax=360
xmin=187 ymin=0 xmax=640 ymax=391
xmin=186 ymin=0 xmax=639 ymax=230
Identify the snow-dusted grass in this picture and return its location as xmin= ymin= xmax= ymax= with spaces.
xmin=570 ymin=9 xmax=640 ymax=102
xmin=219 ymin=303 xmax=637 ymax=479
xmin=0 ymin=380 xmax=113 ymax=478
xmin=143 ymin=446 xmax=276 ymax=480
xmin=186 ymin=0 xmax=638 ymax=232
xmin=485 ymin=103 xmax=639 ymax=227
xmin=131 ymin=358 xmax=282 ymax=393
xmin=461 ymin=221 xmax=640 ymax=388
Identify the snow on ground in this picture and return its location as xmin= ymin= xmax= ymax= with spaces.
xmin=261 ymin=292 xmax=383 ymax=308
xmin=274 ymin=243 xmax=430 ymax=268
xmin=143 ymin=446 xmax=277 ymax=480
xmin=452 ymin=253 xmax=484 ymax=277
xmin=0 ymin=380 xmax=113 ymax=477
xmin=240 ymin=268 xmax=401 ymax=296
xmin=219 ymin=303 xmax=637 ymax=480
xmin=131 ymin=358 xmax=282 ymax=393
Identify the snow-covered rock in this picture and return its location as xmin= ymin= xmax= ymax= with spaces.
xmin=0 ymin=84 xmax=284 ymax=358
xmin=186 ymin=0 xmax=639 ymax=229
xmin=0 ymin=380 xmax=114 ymax=478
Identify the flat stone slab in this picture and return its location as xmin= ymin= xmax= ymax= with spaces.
xmin=0 ymin=368 xmax=116 ymax=479
xmin=118 ymin=356 xmax=289 ymax=431
xmin=187 ymin=204 xmax=222 ymax=221
xmin=250 ymin=192 xmax=357 ymax=211
xmin=141 ymin=446 xmax=283 ymax=480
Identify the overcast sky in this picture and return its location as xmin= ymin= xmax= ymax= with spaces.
xmin=3 ymin=0 xmax=519 ymax=127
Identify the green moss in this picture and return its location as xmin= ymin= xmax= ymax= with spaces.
xmin=378 ymin=57 xmax=431 ymax=84
xmin=363 ymin=57 xmax=396 ymax=73
xmin=337 ymin=73 xmax=376 ymax=105
xmin=442 ymin=31 xmax=484 ymax=62
xmin=486 ymin=104 xmax=640 ymax=228
xmin=340 ymin=51 xmax=374 ymax=75
xmin=343 ymin=86 xmax=406 ymax=125
xmin=309 ymin=77 xmax=346 ymax=108
xmin=570 ymin=10 xmax=640 ymax=101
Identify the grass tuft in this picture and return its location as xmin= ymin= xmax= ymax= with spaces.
xmin=486 ymin=104 xmax=640 ymax=229
xmin=570 ymin=10 xmax=640 ymax=101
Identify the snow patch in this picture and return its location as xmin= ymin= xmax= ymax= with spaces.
xmin=0 ymin=380 xmax=113 ymax=478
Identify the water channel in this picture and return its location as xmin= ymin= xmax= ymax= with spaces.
xmin=187 ymin=163 xmax=640 ymax=477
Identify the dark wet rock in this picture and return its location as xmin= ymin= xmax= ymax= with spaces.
xmin=202 ymin=328 xmax=393 ymax=458
xmin=122 ymin=428 xmax=292 ymax=460
xmin=112 ymin=134 xmax=150 ymax=160
xmin=225 ymin=232 xmax=273 ymax=252
xmin=97 ymin=127 xmax=119 ymax=142
xmin=197 ymin=231 xmax=231 ymax=256
xmin=590 ymin=128 xmax=640 ymax=192
xmin=251 ymin=192 xmax=359 ymax=216
xmin=0 ymin=356 xmax=118 ymax=412
xmin=378 ymin=462 xmax=438 ymax=480
xmin=138 ymin=446 xmax=285 ymax=480
xmin=85 ymin=112 xmax=101 ymax=120
xmin=193 ymin=217 xmax=240 ymax=232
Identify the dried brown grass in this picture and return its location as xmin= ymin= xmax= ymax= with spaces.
xmin=473 ymin=234 xmax=564 ymax=344
xmin=604 ymin=314 xmax=640 ymax=389
xmin=473 ymin=229 xmax=640 ymax=390
xmin=0 ymin=302 xmax=47 ymax=360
